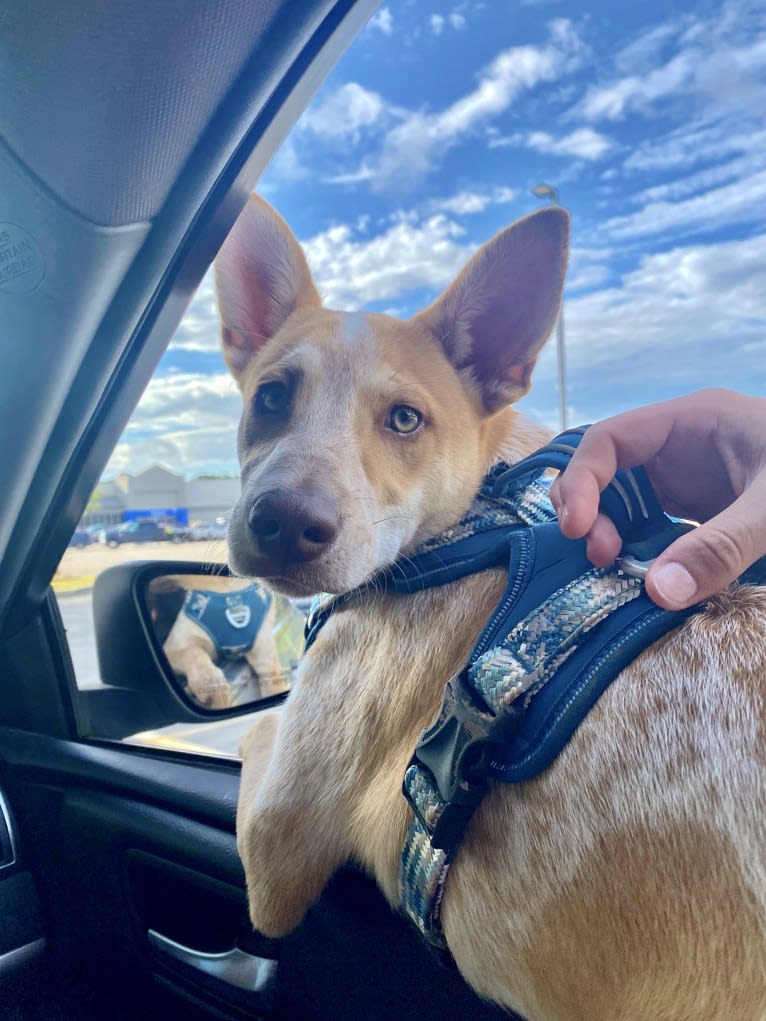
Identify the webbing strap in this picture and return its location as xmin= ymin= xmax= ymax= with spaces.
xmin=397 ymin=430 xmax=698 ymax=948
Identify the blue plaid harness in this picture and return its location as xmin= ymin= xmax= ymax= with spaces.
xmin=304 ymin=428 xmax=759 ymax=952
xmin=182 ymin=583 xmax=272 ymax=661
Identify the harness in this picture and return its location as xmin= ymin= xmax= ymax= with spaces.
xmin=182 ymin=583 xmax=272 ymax=661
xmin=303 ymin=428 xmax=759 ymax=952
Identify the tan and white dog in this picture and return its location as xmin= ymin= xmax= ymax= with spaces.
xmin=148 ymin=573 xmax=283 ymax=708
xmin=217 ymin=194 xmax=766 ymax=1020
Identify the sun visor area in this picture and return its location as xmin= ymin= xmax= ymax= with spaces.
xmin=0 ymin=0 xmax=291 ymax=227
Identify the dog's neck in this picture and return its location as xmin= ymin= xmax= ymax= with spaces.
xmin=486 ymin=407 xmax=553 ymax=470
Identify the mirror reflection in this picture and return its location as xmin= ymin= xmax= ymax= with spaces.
xmin=145 ymin=574 xmax=305 ymax=710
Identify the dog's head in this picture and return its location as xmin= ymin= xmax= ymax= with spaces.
xmin=216 ymin=195 xmax=568 ymax=596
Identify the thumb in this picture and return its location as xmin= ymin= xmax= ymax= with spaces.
xmin=645 ymin=481 xmax=766 ymax=610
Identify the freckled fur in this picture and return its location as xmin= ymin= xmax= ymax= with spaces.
xmin=222 ymin=195 xmax=766 ymax=1019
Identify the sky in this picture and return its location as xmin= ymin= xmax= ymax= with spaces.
xmin=107 ymin=0 xmax=766 ymax=479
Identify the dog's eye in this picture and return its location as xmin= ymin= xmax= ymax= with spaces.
xmin=255 ymin=381 xmax=291 ymax=416
xmin=387 ymin=405 xmax=422 ymax=435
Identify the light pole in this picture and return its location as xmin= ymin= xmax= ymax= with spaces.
xmin=531 ymin=183 xmax=567 ymax=432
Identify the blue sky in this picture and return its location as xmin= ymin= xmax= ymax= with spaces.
xmin=108 ymin=0 xmax=766 ymax=478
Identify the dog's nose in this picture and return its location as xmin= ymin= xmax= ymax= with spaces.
xmin=248 ymin=489 xmax=340 ymax=564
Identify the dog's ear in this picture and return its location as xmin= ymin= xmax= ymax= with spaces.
xmin=215 ymin=195 xmax=321 ymax=384
xmin=414 ymin=207 xmax=569 ymax=412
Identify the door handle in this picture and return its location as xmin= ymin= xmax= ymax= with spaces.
xmin=148 ymin=929 xmax=277 ymax=993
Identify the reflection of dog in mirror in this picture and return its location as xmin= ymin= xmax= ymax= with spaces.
xmin=148 ymin=574 xmax=283 ymax=709
xmin=218 ymin=195 xmax=766 ymax=1020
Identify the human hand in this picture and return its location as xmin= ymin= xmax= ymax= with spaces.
xmin=550 ymin=389 xmax=766 ymax=610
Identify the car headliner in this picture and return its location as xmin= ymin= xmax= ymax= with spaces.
xmin=0 ymin=0 xmax=379 ymax=634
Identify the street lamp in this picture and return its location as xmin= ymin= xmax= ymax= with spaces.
xmin=531 ymin=183 xmax=567 ymax=431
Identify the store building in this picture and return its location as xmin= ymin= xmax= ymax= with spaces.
xmin=81 ymin=465 xmax=240 ymax=527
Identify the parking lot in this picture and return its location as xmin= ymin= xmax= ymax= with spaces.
xmin=55 ymin=537 xmax=227 ymax=591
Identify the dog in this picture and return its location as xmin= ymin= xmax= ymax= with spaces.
xmin=147 ymin=574 xmax=285 ymax=708
xmin=216 ymin=194 xmax=766 ymax=1020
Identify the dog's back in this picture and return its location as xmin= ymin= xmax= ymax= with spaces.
xmin=313 ymin=576 xmax=766 ymax=1020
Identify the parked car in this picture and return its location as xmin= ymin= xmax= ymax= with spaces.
xmin=187 ymin=517 xmax=228 ymax=541
xmin=67 ymin=528 xmax=92 ymax=549
xmin=83 ymin=523 xmax=109 ymax=540
xmin=100 ymin=520 xmax=188 ymax=547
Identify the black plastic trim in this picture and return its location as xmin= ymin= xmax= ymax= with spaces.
xmin=0 ymin=727 xmax=240 ymax=832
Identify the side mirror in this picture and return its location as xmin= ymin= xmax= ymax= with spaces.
xmin=85 ymin=561 xmax=306 ymax=738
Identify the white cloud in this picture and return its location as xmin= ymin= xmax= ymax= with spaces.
xmin=371 ymin=20 xmax=584 ymax=190
xmin=504 ymin=126 xmax=613 ymax=160
xmin=602 ymin=167 xmax=766 ymax=240
xmin=301 ymin=213 xmax=475 ymax=308
xmin=115 ymin=227 xmax=766 ymax=479
xmin=430 ymin=9 xmax=466 ymax=34
xmin=613 ymin=21 xmax=678 ymax=74
xmin=430 ymin=14 xmax=445 ymax=36
xmin=578 ymin=52 xmax=693 ymax=121
xmin=521 ymin=233 xmax=766 ymax=428
xmin=427 ymin=186 xmax=518 ymax=215
xmin=530 ymin=127 xmax=612 ymax=160
xmin=629 ymin=146 xmax=766 ymax=205
xmin=324 ymin=164 xmax=378 ymax=185
xmin=576 ymin=4 xmax=766 ymax=123
xmin=430 ymin=192 xmax=488 ymax=215
xmin=624 ymin=122 xmax=766 ymax=177
xmin=166 ymin=271 xmax=221 ymax=355
xmin=106 ymin=373 xmax=243 ymax=478
xmin=368 ymin=7 xmax=393 ymax=34
xmin=565 ymin=246 xmax=614 ymax=293
xmin=566 ymin=234 xmax=766 ymax=376
xmin=301 ymin=82 xmax=388 ymax=141
xmin=263 ymin=136 xmax=310 ymax=183
xmin=565 ymin=263 xmax=611 ymax=293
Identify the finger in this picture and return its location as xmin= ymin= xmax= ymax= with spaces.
xmin=646 ymin=476 xmax=766 ymax=610
xmin=584 ymin=513 xmax=623 ymax=567
xmin=550 ymin=477 xmax=622 ymax=562
xmin=554 ymin=403 xmax=687 ymax=536
xmin=551 ymin=463 xmax=605 ymax=539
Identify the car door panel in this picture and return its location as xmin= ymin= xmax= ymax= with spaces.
xmin=0 ymin=727 xmax=266 ymax=1020
xmin=0 ymin=822 xmax=48 ymax=1021
xmin=0 ymin=724 xmax=512 ymax=1021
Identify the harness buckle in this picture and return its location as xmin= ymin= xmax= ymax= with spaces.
xmin=616 ymin=554 xmax=655 ymax=580
xmin=403 ymin=674 xmax=521 ymax=851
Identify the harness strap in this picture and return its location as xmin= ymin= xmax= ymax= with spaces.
xmin=397 ymin=431 xmax=699 ymax=948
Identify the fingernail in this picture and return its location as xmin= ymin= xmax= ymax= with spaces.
xmin=651 ymin=562 xmax=697 ymax=607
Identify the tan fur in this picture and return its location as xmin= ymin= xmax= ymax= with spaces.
xmin=149 ymin=574 xmax=282 ymax=707
xmin=221 ymin=195 xmax=766 ymax=1019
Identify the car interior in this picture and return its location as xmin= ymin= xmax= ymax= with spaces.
xmin=0 ymin=1 xmax=519 ymax=1018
